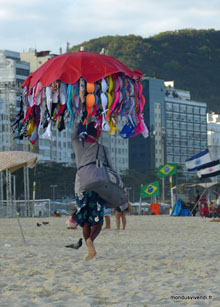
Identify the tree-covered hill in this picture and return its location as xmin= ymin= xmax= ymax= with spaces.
xmin=70 ymin=29 xmax=220 ymax=112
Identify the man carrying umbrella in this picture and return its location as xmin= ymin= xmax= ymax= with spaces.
xmin=72 ymin=121 xmax=111 ymax=260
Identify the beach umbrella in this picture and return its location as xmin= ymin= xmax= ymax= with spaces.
xmin=0 ymin=151 xmax=38 ymax=173
xmin=22 ymin=51 xmax=142 ymax=89
xmin=13 ymin=51 xmax=148 ymax=144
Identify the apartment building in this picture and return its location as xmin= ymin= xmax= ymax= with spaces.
xmin=20 ymin=50 xmax=56 ymax=73
xmin=0 ymin=50 xmax=29 ymax=151
xmin=129 ymin=77 xmax=208 ymax=175
xmin=164 ymin=81 xmax=207 ymax=168
xmin=207 ymin=113 xmax=220 ymax=160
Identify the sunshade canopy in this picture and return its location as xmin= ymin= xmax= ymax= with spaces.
xmin=0 ymin=151 xmax=38 ymax=173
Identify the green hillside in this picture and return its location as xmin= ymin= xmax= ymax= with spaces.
xmin=70 ymin=29 xmax=220 ymax=112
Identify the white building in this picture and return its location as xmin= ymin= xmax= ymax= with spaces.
xmin=207 ymin=113 xmax=220 ymax=160
xmin=20 ymin=50 xmax=56 ymax=73
xmin=0 ymin=50 xmax=28 ymax=151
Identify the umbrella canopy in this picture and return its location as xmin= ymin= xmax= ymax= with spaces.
xmin=13 ymin=51 xmax=148 ymax=145
xmin=0 ymin=151 xmax=38 ymax=173
xmin=22 ymin=51 xmax=142 ymax=89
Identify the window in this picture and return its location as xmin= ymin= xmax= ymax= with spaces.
xmin=194 ymin=132 xmax=200 ymax=139
xmin=180 ymin=139 xmax=187 ymax=146
xmin=174 ymin=147 xmax=180 ymax=154
xmin=181 ymin=156 xmax=187 ymax=163
xmin=173 ymin=113 xmax=180 ymax=121
xmin=188 ymin=131 xmax=194 ymax=138
xmin=167 ymin=138 xmax=173 ymax=145
xmin=180 ymin=114 xmax=186 ymax=121
xmin=201 ymin=125 xmax=207 ymax=132
xmin=187 ymin=106 xmax=193 ymax=113
xmin=200 ymin=108 xmax=206 ymax=115
xmin=166 ymin=129 xmax=173 ymax=137
xmin=180 ymin=105 xmax=186 ymax=113
xmin=181 ymin=147 xmax=187 ymax=154
xmin=166 ymin=112 xmax=172 ymax=119
xmin=187 ymin=123 xmax=193 ymax=131
xmin=166 ymin=120 xmax=173 ymax=128
xmin=173 ymin=121 xmax=179 ymax=129
xmin=173 ymin=104 xmax=179 ymax=112
xmin=187 ymin=114 xmax=193 ymax=122
xmin=194 ymin=140 xmax=200 ymax=147
xmin=174 ymin=139 xmax=180 ymax=146
xmin=180 ymin=130 xmax=187 ymax=137
xmin=194 ymin=124 xmax=200 ymax=132
xmin=174 ymin=130 xmax=180 ymax=137
xmin=174 ymin=156 xmax=180 ymax=163
xmin=201 ymin=141 xmax=207 ymax=147
xmin=180 ymin=122 xmax=186 ymax=130
xmin=166 ymin=103 xmax=172 ymax=111
xmin=167 ymin=147 xmax=173 ymax=154
xmin=167 ymin=155 xmax=173 ymax=163
xmin=201 ymin=116 xmax=206 ymax=123
xmin=193 ymin=107 xmax=200 ymax=114
xmin=16 ymin=68 xmax=29 ymax=76
xmin=194 ymin=115 xmax=200 ymax=123
xmin=188 ymin=140 xmax=194 ymax=146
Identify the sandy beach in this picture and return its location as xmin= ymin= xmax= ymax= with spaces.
xmin=1 ymin=215 xmax=220 ymax=306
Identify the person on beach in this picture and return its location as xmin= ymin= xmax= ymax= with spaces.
xmin=115 ymin=202 xmax=128 ymax=230
xmin=72 ymin=121 xmax=110 ymax=260
xmin=103 ymin=207 xmax=111 ymax=229
xmin=202 ymin=203 xmax=210 ymax=218
xmin=192 ymin=190 xmax=200 ymax=216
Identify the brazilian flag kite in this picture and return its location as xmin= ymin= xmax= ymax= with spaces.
xmin=140 ymin=181 xmax=160 ymax=198
xmin=158 ymin=163 xmax=177 ymax=178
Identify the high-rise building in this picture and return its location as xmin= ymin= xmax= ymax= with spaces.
xmin=129 ymin=77 xmax=208 ymax=177
xmin=100 ymin=120 xmax=129 ymax=174
xmin=129 ymin=77 xmax=165 ymax=172
xmin=0 ymin=50 xmax=30 ymax=151
xmin=164 ymin=81 xmax=207 ymax=173
xmin=207 ymin=113 xmax=220 ymax=160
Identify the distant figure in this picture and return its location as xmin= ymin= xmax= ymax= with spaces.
xmin=115 ymin=202 xmax=128 ymax=230
xmin=192 ymin=190 xmax=200 ymax=216
xmin=103 ymin=207 xmax=111 ymax=230
xmin=194 ymin=190 xmax=200 ymax=203
xmin=200 ymin=194 xmax=207 ymax=216
xmin=202 ymin=203 xmax=210 ymax=218
xmin=54 ymin=211 xmax=60 ymax=217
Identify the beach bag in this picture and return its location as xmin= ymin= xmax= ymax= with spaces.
xmin=78 ymin=144 xmax=127 ymax=208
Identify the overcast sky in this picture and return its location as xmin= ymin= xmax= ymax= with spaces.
xmin=0 ymin=0 xmax=220 ymax=54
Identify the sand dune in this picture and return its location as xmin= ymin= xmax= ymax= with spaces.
xmin=1 ymin=215 xmax=220 ymax=306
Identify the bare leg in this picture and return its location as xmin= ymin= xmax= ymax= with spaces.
xmin=85 ymin=223 xmax=102 ymax=260
xmin=121 ymin=211 xmax=126 ymax=230
xmin=115 ymin=211 xmax=121 ymax=230
xmin=90 ymin=223 xmax=102 ymax=241
xmin=104 ymin=216 xmax=111 ymax=229
xmin=83 ymin=222 xmax=91 ymax=241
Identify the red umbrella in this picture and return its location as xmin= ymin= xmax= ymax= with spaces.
xmin=22 ymin=51 xmax=142 ymax=89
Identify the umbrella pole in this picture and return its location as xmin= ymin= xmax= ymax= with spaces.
xmin=15 ymin=210 xmax=26 ymax=244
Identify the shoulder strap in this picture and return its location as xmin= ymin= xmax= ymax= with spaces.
xmin=101 ymin=145 xmax=110 ymax=167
